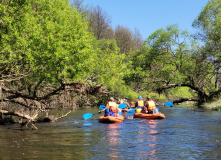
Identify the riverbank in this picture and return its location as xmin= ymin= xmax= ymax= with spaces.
xmin=201 ymin=99 xmax=221 ymax=111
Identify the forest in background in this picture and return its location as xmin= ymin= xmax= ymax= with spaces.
xmin=1 ymin=0 xmax=221 ymax=128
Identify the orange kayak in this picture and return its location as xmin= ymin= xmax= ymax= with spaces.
xmin=134 ymin=112 xmax=165 ymax=119
xmin=98 ymin=115 xmax=124 ymax=123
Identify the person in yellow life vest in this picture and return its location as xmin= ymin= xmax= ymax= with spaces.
xmin=135 ymin=96 xmax=144 ymax=108
xmin=135 ymin=96 xmax=144 ymax=113
xmin=144 ymin=96 xmax=159 ymax=114
xmin=99 ymin=97 xmax=121 ymax=117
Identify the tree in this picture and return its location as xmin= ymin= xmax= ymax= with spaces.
xmin=70 ymin=0 xmax=89 ymax=18
xmin=70 ymin=0 xmax=85 ymax=13
xmin=88 ymin=5 xmax=112 ymax=40
xmin=114 ymin=25 xmax=134 ymax=54
xmin=133 ymin=28 xmax=144 ymax=51
xmin=88 ymin=39 xmax=129 ymax=98
xmin=0 ymin=0 xmax=96 ymax=128
xmin=126 ymin=24 xmax=216 ymax=105
xmin=192 ymin=0 xmax=221 ymax=88
xmin=114 ymin=25 xmax=143 ymax=54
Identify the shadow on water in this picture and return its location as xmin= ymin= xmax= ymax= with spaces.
xmin=1 ymin=106 xmax=221 ymax=159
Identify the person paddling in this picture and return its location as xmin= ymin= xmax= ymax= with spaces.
xmin=134 ymin=96 xmax=144 ymax=113
xmin=119 ymin=97 xmax=130 ymax=109
xmin=135 ymin=96 xmax=144 ymax=108
xmin=99 ymin=97 xmax=121 ymax=117
xmin=143 ymin=96 xmax=159 ymax=114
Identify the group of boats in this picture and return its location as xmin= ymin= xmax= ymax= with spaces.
xmin=84 ymin=103 xmax=167 ymax=124
xmin=98 ymin=109 xmax=165 ymax=123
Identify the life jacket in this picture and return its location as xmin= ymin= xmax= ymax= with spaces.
xmin=105 ymin=108 xmax=115 ymax=117
xmin=147 ymin=100 xmax=156 ymax=110
xmin=107 ymin=101 xmax=117 ymax=116
xmin=119 ymin=99 xmax=124 ymax=104
xmin=137 ymin=100 xmax=144 ymax=107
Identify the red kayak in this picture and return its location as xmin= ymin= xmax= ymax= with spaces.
xmin=134 ymin=112 xmax=165 ymax=119
xmin=98 ymin=115 xmax=124 ymax=123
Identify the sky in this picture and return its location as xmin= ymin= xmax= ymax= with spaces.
xmin=83 ymin=0 xmax=209 ymax=39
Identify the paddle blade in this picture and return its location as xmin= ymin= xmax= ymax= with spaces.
xmin=127 ymin=110 xmax=135 ymax=115
xmin=99 ymin=105 xmax=106 ymax=109
xmin=118 ymin=103 xmax=126 ymax=109
xmin=83 ymin=113 xmax=94 ymax=120
xmin=129 ymin=108 xmax=136 ymax=111
xmin=164 ymin=101 xmax=173 ymax=107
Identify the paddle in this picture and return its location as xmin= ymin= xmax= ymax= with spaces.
xmin=128 ymin=108 xmax=136 ymax=111
xmin=164 ymin=101 xmax=173 ymax=107
xmin=83 ymin=113 xmax=98 ymax=120
xmin=118 ymin=103 xmax=126 ymax=109
xmin=99 ymin=105 xmax=106 ymax=109
xmin=127 ymin=110 xmax=135 ymax=115
xmin=83 ymin=105 xmax=105 ymax=120
xmin=99 ymin=103 xmax=126 ymax=110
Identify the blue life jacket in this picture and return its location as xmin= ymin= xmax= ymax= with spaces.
xmin=105 ymin=108 xmax=115 ymax=117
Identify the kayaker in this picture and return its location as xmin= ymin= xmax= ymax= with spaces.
xmin=118 ymin=98 xmax=124 ymax=104
xmin=99 ymin=97 xmax=121 ymax=117
xmin=135 ymin=96 xmax=144 ymax=108
xmin=143 ymin=96 xmax=159 ymax=114
xmin=123 ymin=98 xmax=130 ymax=108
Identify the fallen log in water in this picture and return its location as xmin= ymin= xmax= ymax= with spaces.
xmin=0 ymin=109 xmax=72 ymax=129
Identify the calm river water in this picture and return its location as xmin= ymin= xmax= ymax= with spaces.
xmin=0 ymin=106 xmax=221 ymax=160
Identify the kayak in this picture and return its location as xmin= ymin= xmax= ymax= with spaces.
xmin=134 ymin=112 xmax=165 ymax=119
xmin=98 ymin=115 xmax=124 ymax=123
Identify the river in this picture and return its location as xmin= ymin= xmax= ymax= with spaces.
xmin=0 ymin=106 xmax=221 ymax=160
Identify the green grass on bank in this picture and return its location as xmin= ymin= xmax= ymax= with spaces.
xmin=201 ymin=99 xmax=221 ymax=111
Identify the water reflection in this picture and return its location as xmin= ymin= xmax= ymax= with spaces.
xmin=147 ymin=120 xmax=159 ymax=159
xmin=106 ymin=123 xmax=121 ymax=159
xmin=83 ymin=122 xmax=92 ymax=137
xmin=136 ymin=120 xmax=160 ymax=159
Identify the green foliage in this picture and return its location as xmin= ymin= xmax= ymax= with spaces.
xmin=192 ymin=0 xmax=221 ymax=39
xmin=123 ymin=23 xmax=217 ymax=104
xmin=138 ymin=91 xmax=166 ymax=102
xmin=1 ymin=0 xmax=220 ymax=109
xmin=124 ymin=25 xmax=190 ymax=91
xmin=0 ymin=0 xmax=96 ymax=96
xmin=112 ymin=83 xmax=138 ymax=100
xmin=201 ymin=98 xmax=221 ymax=111
xmin=93 ymin=39 xmax=126 ymax=90
xmin=192 ymin=0 xmax=221 ymax=77
xmin=168 ymin=87 xmax=196 ymax=99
